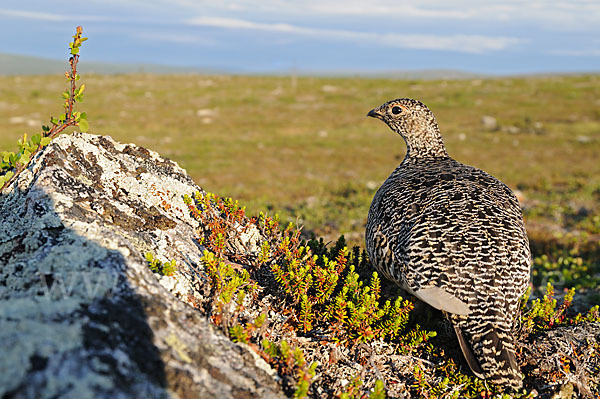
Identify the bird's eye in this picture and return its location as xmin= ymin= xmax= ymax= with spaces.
xmin=391 ymin=106 xmax=402 ymax=115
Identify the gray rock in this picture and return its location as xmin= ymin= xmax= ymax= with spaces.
xmin=576 ymin=135 xmax=592 ymax=144
xmin=501 ymin=126 xmax=521 ymax=134
xmin=481 ymin=115 xmax=498 ymax=131
xmin=0 ymin=133 xmax=283 ymax=399
xmin=501 ymin=125 xmax=521 ymax=134
xmin=533 ymin=121 xmax=544 ymax=133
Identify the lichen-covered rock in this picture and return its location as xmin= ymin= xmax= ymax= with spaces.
xmin=0 ymin=133 xmax=283 ymax=399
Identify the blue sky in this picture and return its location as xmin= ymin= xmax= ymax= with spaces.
xmin=1 ymin=0 xmax=599 ymax=74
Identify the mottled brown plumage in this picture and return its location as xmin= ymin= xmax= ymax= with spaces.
xmin=365 ymin=98 xmax=531 ymax=389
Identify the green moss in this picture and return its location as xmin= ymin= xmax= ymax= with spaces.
xmin=519 ymin=283 xmax=600 ymax=338
xmin=145 ymin=252 xmax=177 ymax=277
xmin=260 ymin=338 xmax=318 ymax=398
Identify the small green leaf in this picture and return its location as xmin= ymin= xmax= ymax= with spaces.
xmin=40 ymin=137 xmax=52 ymax=146
xmin=70 ymin=47 xmax=79 ymax=55
xmin=9 ymin=153 xmax=18 ymax=166
xmin=20 ymin=151 xmax=30 ymax=164
xmin=62 ymin=91 xmax=69 ymax=99
xmin=80 ymin=112 xmax=87 ymax=120
xmin=1 ymin=171 xmax=14 ymax=184
xmin=78 ymin=119 xmax=89 ymax=132
xmin=42 ymin=125 xmax=50 ymax=132
xmin=31 ymin=134 xmax=41 ymax=145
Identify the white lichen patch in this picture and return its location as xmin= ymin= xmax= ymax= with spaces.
xmin=157 ymin=271 xmax=195 ymax=301
xmin=237 ymin=223 xmax=262 ymax=256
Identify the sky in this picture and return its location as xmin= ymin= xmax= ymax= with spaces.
xmin=0 ymin=0 xmax=599 ymax=75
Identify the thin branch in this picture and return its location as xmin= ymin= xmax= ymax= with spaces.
xmin=0 ymin=26 xmax=87 ymax=191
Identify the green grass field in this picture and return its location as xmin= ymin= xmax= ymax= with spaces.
xmin=2 ymin=73 xmax=599 ymax=289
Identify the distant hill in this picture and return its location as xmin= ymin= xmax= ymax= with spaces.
xmin=362 ymin=69 xmax=487 ymax=79
xmin=0 ymin=53 xmax=216 ymax=75
xmin=0 ymin=52 xmax=485 ymax=79
xmin=280 ymin=68 xmax=487 ymax=79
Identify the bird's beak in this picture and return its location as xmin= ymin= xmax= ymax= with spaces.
xmin=367 ymin=108 xmax=382 ymax=119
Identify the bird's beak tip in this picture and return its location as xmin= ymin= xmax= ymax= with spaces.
xmin=367 ymin=109 xmax=380 ymax=118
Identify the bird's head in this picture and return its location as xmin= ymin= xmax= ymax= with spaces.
xmin=367 ymin=98 xmax=438 ymax=136
xmin=367 ymin=98 xmax=448 ymax=159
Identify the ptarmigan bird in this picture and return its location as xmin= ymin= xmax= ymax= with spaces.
xmin=365 ymin=98 xmax=531 ymax=389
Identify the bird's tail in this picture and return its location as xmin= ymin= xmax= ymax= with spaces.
xmin=454 ymin=323 xmax=523 ymax=390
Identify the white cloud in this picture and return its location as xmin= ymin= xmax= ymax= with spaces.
xmin=172 ymin=0 xmax=600 ymax=33
xmin=135 ymin=31 xmax=216 ymax=46
xmin=0 ymin=7 xmax=116 ymax=23
xmin=308 ymin=1 xmax=600 ymax=31
xmin=186 ymin=16 xmax=522 ymax=53
xmin=0 ymin=8 xmax=66 ymax=21
xmin=308 ymin=2 xmax=479 ymax=19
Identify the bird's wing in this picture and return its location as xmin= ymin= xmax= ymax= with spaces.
xmin=412 ymin=286 xmax=470 ymax=315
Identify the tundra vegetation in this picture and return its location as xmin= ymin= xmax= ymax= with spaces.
xmin=1 ymin=27 xmax=599 ymax=398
